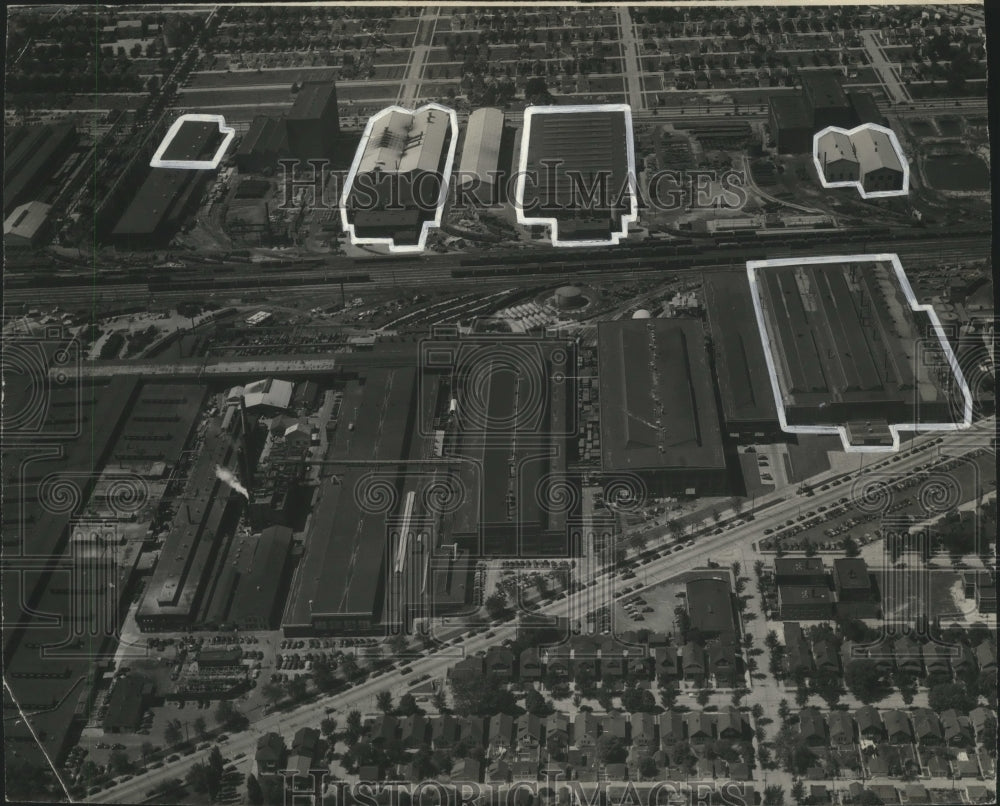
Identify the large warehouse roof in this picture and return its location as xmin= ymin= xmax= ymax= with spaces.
xmin=703 ymin=271 xmax=778 ymax=427
xmin=4 ymin=123 xmax=77 ymax=214
xmin=458 ymin=107 xmax=504 ymax=187
xmin=852 ymin=126 xmax=903 ymax=174
xmin=289 ymin=81 xmax=338 ymax=121
xmin=597 ymin=318 xmax=725 ymax=472
xmin=160 ymin=119 xmax=224 ymax=162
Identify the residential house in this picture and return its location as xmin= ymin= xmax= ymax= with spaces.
xmin=288 ymin=727 xmax=320 ymax=777
xmin=605 ymin=763 xmax=629 ymax=781
xmin=516 ymin=713 xmax=542 ymax=752
xmin=869 ymin=783 xmax=900 ymax=804
xmin=952 ymin=645 xmax=976 ymax=679
xmin=510 ymin=756 xmax=539 ymax=781
xmin=371 ymin=714 xmax=398 ymax=744
xmin=602 ymin=712 xmax=627 ymax=740
xmin=654 ymin=646 xmax=679 ymax=681
xmin=975 ymin=640 xmax=997 ymax=675
xmin=828 ymin=712 xmax=856 ymax=746
xmin=940 ymin=710 xmax=972 ymax=747
xmin=485 ymin=647 xmax=515 ymax=681
xmin=432 ymin=715 xmax=460 ymax=749
xmin=520 ymin=648 xmax=542 ymax=681
xmin=450 ymin=656 xmax=484 ymax=682
xmin=452 ymin=758 xmax=482 ymax=783
xmin=545 ymin=646 xmax=572 ymax=679
xmin=893 ymin=635 xmax=923 ymax=676
xmin=911 ymin=709 xmax=942 ymax=746
xmin=696 ymin=757 xmax=726 ymax=779
xmin=856 ymin=706 xmax=886 ymax=742
xmin=599 ymin=639 xmax=626 ymax=679
xmin=546 ymin=712 xmax=570 ymax=749
xmin=800 ymin=708 xmax=828 ymax=748
xmin=902 ymin=784 xmax=930 ymax=804
xmin=784 ymin=622 xmax=815 ymax=678
xmin=461 ymin=716 xmax=487 ymax=750
xmin=400 ymin=714 xmax=427 ymax=748
xmin=680 ymin=643 xmax=707 ymax=684
xmin=631 ymin=712 xmax=657 ymax=751
xmin=970 ymin=707 xmax=997 ymax=743
xmin=921 ymin=642 xmax=951 ymax=682
xmin=572 ymin=650 xmax=598 ymax=682
xmin=708 ymin=641 xmax=739 ymax=687
xmin=813 ymin=640 xmax=840 ymax=674
xmin=659 ymin=711 xmax=685 ymax=748
xmin=574 ymin=712 xmax=599 ymax=750
xmin=684 ymin=711 xmax=714 ymax=744
xmin=395 ymin=762 xmax=421 ymax=783
xmin=628 ymin=651 xmax=652 ymax=678
xmin=486 ymin=760 xmax=511 ymax=784
xmin=255 ymin=732 xmax=286 ymax=776
xmin=489 ymin=714 xmax=515 ymax=755
xmin=925 ymin=754 xmax=951 ymax=778
xmin=716 ymin=706 xmax=746 ymax=740
xmin=883 ymin=710 xmax=913 ymax=745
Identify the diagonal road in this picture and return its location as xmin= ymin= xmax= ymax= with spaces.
xmin=89 ymin=417 xmax=993 ymax=803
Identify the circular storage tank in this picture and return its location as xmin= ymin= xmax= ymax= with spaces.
xmin=632 ymin=309 xmax=652 ymax=319
xmin=553 ymin=285 xmax=586 ymax=309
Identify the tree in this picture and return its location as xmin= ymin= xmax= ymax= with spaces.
xmin=791 ymin=780 xmax=806 ymax=805
xmin=893 ymin=670 xmax=918 ymax=705
xmin=193 ymin=716 xmax=207 ymax=737
xmin=262 ymin=681 xmax=284 ymax=705
xmin=844 ymin=660 xmax=889 ymax=704
xmin=696 ymin=687 xmax=712 ymax=707
xmin=431 ymin=689 xmax=447 ymax=711
xmin=484 ymin=593 xmax=508 ymax=620
xmin=140 ymin=742 xmax=155 ymax=767
xmin=763 ymin=785 xmax=785 ymax=806
xmin=778 ymin=699 xmax=791 ymax=724
xmin=321 ymin=717 xmax=338 ymax=737
xmin=525 ymin=689 xmax=552 ymax=716
xmin=928 ymin=682 xmax=977 ymax=713
xmin=108 ymin=749 xmax=132 ymax=776
xmin=377 ymin=691 xmax=393 ymax=713
xmin=216 ymin=699 xmax=248 ymax=730
xmin=345 ymin=709 xmax=364 ymax=744
xmin=388 ymin=633 xmax=408 ymax=656
xmin=165 ymin=719 xmax=184 ymax=746
xmin=395 ymin=692 xmax=422 ymax=717
xmin=286 ymin=675 xmax=308 ymax=702
xmin=765 ymin=630 xmax=780 ymax=650
xmin=596 ymin=734 xmax=628 ymax=764
xmin=639 ymin=755 xmax=659 ymax=778
xmin=843 ymin=536 xmax=860 ymax=557
xmin=247 ymin=773 xmax=264 ymax=805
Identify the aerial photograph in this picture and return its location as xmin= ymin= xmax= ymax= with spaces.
xmin=2 ymin=2 xmax=996 ymax=806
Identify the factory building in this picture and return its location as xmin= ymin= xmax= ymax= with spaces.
xmin=445 ymin=338 xmax=575 ymax=557
xmin=596 ymin=319 xmax=728 ymax=496
xmin=752 ymin=259 xmax=954 ymax=435
xmin=852 ymin=126 xmax=905 ymax=193
xmin=816 ymin=129 xmax=861 ymax=183
xmin=768 ymin=95 xmax=813 ymax=154
xmin=343 ymin=104 xmax=456 ymax=248
xmin=4 ymin=123 xmax=78 ymax=215
xmin=286 ymin=81 xmax=340 ymax=161
xmin=4 ymin=201 xmax=53 ymax=248
xmin=800 ymin=71 xmax=853 ymax=130
xmin=111 ymin=121 xmax=225 ymax=248
xmin=703 ymin=271 xmax=781 ymax=439
xmin=281 ymin=368 xmax=417 ymax=635
xmin=847 ymin=91 xmax=886 ymax=127
xmin=458 ymin=107 xmax=505 ymax=205
xmin=235 ymin=115 xmax=288 ymax=173
xmin=518 ymin=106 xmax=635 ymax=244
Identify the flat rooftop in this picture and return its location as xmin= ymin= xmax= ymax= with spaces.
xmin=703 ymin=271 xmax=779 ymax=426
xmin=160 ymin=120 xmax=225 ymax=163
xmin=597 ymin=318 xmax=726 ymax=472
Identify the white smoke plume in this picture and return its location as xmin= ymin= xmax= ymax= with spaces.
xmin=215 ymin=465 xmax=250 ymax=500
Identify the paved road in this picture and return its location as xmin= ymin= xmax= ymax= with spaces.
xmin=861 ymin=30 xmax=911 ymax=105
xmin=399 ymin=6 xmax=440 ymax=107
xmin=617 ymin=7 xmax=645 ymax=112
xmin=89 ymin=416 xmax=993 ymax=804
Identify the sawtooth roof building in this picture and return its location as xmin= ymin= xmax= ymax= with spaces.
xmin=597 ymin=318 xmax=728 ymax=496
xmin=752 ymin=259 xmax=955 ymax=436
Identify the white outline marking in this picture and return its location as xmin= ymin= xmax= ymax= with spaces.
xmin=339 ymin=102 xmax=459 ymax=255
xmin=746 ymin=253 xmax=972 ymax=453
xmin=514 ymin=104 xmax=639 ymax=248
xmin=811 ymin=123 xmax=909 ymax=199
xmin=149 ymin=114 xmax=235 ymax=170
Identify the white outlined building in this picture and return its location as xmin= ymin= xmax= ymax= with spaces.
xmin=812 ymin=123 xmax=908 ymax=198
xmin=339 ymin=102 xmax=458 ymax=254
xmin=150 ymin=114 xmax=235 ymax=170
xmin=515 ymin=104 xmax=638 ymax=247
xmin=746 ymin=254 xmax=972 ymax=453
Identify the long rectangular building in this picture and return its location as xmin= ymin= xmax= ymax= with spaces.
xmin=703 ymin=271 xmax=780 ymax=438
xmin=282 ymin=368 xmax=416 ymax=634
xmin=597 ymin=318 xmax=727 ymax=495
